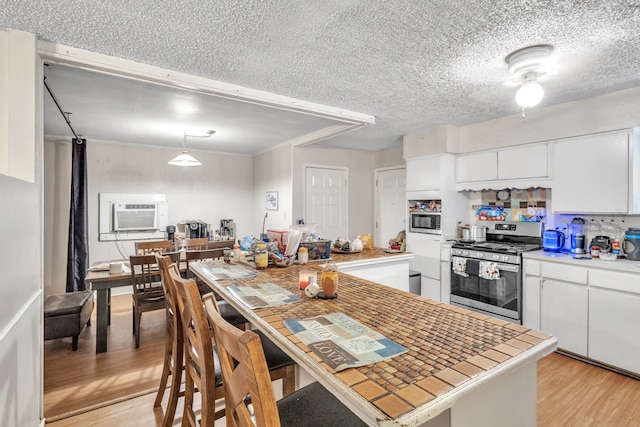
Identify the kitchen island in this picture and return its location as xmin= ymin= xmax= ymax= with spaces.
xmin=325 ymin=247 xmax=414 ymax=292
xmin=191 ymin=258 xmax=557 ymax=426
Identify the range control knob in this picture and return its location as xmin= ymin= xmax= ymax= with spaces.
xmin=477 ymin=253 xmax=485 ymax=258
xmin=492 ymin=254 xmax=501 ymax=261
xmin=462 ymin=251 xmax=469 ymax=256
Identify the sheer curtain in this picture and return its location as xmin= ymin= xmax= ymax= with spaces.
xmin=66 ymin=138 xmax=89 ymax=292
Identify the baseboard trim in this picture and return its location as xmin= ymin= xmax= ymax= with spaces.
xmin=44 ymin=387 xmax=158 ymax=423
xmin=556 ymin=349 xmax=640 ymax=380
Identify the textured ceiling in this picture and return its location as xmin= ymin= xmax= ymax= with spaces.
xmin=3 ymin=0 xmax=640 ymax=153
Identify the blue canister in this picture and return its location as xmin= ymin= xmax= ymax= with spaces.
xmin=623 ymin=228 xmax=640 ymax=260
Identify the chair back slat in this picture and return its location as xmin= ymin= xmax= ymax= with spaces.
xmin=173 ymin=275 xmax=222 ymax=426
xmin=205 ymin=298 xmax=282 ymax=427
xmin=135 ymin=240 xmax=173 ymax=255
xmin=129 ymin=254 xmax=164 ymax=299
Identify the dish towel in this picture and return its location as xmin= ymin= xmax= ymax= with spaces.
xmin=452 ymin=257 xmax=468 ymax=277
xmin=479 ymin=261 xmax=501 ymax=280
xmin=465 ymin=259 xmax=480 ymax=276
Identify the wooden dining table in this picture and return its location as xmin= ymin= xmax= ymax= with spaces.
xmin=190 ymin=260 xmax=557 ymax=427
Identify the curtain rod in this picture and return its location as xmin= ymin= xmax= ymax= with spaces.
xmin=43 ymin=76 xmax=83 ymax=143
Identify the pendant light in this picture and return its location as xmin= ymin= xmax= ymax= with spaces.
xmin=168 ymin=131 xmax=214 ymax=167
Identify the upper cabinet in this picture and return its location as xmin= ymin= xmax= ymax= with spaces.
xmin=456 ymin=151 xmax=497 ymax=183
xmin=498 ymin=144 xmax=548 ymax=180
xmin=406 ymin=155 xmax=441 ymax=191
xmin=456 ymin=142 xmax=551 ymax=191
xmin=552 ymin=129 xmax=639 ymax=214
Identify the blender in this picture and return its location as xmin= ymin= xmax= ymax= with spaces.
xmin=570 ymin=217 xmax=586 ymax=254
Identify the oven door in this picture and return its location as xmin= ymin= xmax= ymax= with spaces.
xmin=450 ymin=260 xmax=521 ymax=322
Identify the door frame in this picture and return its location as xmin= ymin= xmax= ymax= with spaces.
xmin=303 ymin=163 xmax=349 ymax=239
xmin=374 ymin=165 xmax=406 ymax=247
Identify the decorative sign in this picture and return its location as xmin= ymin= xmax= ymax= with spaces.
xmin=266 ymin=191 xmax=278 ymax=211
xmin=284 ymin=312 xmax=407 ymax=371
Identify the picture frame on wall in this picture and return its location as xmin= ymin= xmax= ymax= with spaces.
xmin=266 ymin=191 xmax=278 ymax=211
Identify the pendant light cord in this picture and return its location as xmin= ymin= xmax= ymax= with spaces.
xmin=44 ymin=76 xmax=83 ymax=143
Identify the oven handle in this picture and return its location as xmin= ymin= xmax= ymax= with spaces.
xmin=496 ymin=263 xmax=519 ymax=273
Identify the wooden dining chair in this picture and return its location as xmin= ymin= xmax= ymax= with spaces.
xmin=183 ymin=237 xmax=211 ymax=250
xmin=129 ymin=254 xmax=166 ymax=348
xmin=153 ymin=254 xmax=185 ymax=427
xmin=205 ymin=296 xmax=367 ymax=427
xmin=185 ymin=248 xmax=248 ymax=329
xmin=175 ymin=279 xmax=297 ymax=426
xmin=134 ymin=239 xmax=173 ymax=255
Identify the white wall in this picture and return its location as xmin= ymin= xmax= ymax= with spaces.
xmin=459 ymin=86 xmax=640 ymax=152
xmin=253 ymin=144 xmax=293 ymax=234
xmin=404 ymin=85 xmax=640 ymax=155
xmin=0 ymin=29 xmax=43 ymax=427
xmin=292 ymin=145 xmax=376 ymax=240
xmin=44 ymin=138 xmax=255 ymax=295
xmin=374 ymin=146 xmax=404 ymax=169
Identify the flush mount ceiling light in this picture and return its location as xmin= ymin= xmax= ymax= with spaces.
xmin=505 ymin=45 xmax=554 ymax=113
xmin=168 ymin=130 xmax=215 ymax=167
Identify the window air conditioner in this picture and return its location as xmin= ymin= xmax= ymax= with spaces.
xmin=112 ymin=202 xmax=158 ymax=232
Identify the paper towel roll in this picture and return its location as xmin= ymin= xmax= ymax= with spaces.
xmin=109 ymin=262 xmax=123 ymax=274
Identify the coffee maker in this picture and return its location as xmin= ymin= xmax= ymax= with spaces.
xmin=220 ymin=219 xmax=236 ymax=239
xmin=570 ymin=217 xmax=586 ymax=254
xmin=184 ymin=221 xmax=208 ymax=239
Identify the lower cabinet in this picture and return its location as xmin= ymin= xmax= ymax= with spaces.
xmin=421 ymin=275 xmax=441 ymax=301
xmin=523 ymin=257 xmax=640 ymax=375
xmin=540 ymin=279 xmax=588 ymax=356
xmin=589 ymin=287 xmax=640 ymax=374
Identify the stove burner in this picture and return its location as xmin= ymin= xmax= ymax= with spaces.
xmin=452 ymin=240 xmax=541 ymax=254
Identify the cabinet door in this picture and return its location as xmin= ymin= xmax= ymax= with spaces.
xmin=457 ymin=152 xmax=497 ymax=183
xmin=589 ymin=287 xmax=640 ymax=374
xmin=498 ymin=144 xmax=548 ymax=180
xmin=552 ymin=131 xmax=630 ymax=213
xmin=523 ymin=275 xmax=541 ymax=330
xmin=440 ymin=260 xmax=451 ymax=304
xmin=421 ymin=275 xmax=441 ymax=301
xmin=406 ymin=156 xmax=441 ymax=191
xmin=540 ymin=279 xmax=588 ymax=356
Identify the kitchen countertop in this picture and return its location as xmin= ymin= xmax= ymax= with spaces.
xmin=323 ymin=247 xmax=414 ymax=267
xmin=523 ymin=250 xmax=640 ymax=273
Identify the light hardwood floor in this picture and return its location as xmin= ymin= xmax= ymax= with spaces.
xmin=45 ymin=294 xmax=640 ymax=426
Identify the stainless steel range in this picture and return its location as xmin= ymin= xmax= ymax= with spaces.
xmin=450 ymin=221 xmax=543 ymax=324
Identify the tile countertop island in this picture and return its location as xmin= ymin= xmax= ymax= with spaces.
xmin=191 ymin=254 xmax=557 ymax=427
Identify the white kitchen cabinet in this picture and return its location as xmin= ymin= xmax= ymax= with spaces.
xmin=588 ymin=269 xmax=640 ymax=374
xmin=406 ymin=155 xmax=442 ymax=191
xmin=421 ymin=276 xmax=441 ymax=301
xmin=498 ymin=143 xmax=548 ymax=180
xmin=589 ymin=286 xmax=640 ymax=374
xmin=456 ymin=151 xmax=497 ymax=183
xmin=552 ymin=130 xmax=633 ymax=213
xmin=456 ymin=142 xmax=551 ymax=190
xmin=540 ymin=278 xmax=588 ymax=356
xmin=522 ymin=259 xmax=541 ymax=330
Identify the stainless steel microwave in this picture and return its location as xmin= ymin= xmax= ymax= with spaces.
xmin=409 ymin=211 xmax=442 ymax=235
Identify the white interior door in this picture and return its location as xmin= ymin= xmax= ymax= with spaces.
xmin=376 ymin=167 xmax=406 ymax=247
xmin=305 ymin=166 xmax=348 ymax=240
